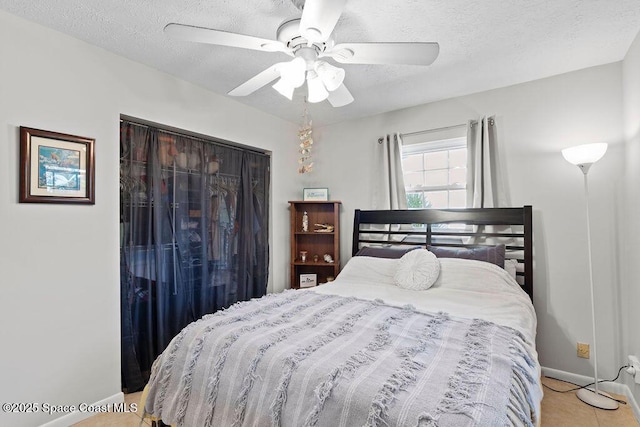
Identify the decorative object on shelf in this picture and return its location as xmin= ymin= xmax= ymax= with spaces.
xmin=303 ymin=187 xmax=329 ymax=201
xmin=19 ymin=126 xmax=95 ymax=204
xmin=298 ymin=102 xmax=314 ymax=174
xmin=299 ymin=273 xmax=317 ymax=288
xmin=313 ymin=254 xmax=319 ymax=263
xmin=300 ymin=250 xmax=308 ymax=262
xmin=323 ymin=254 xmax=334 ymax=263
xmin=562 ymin=142 xmax=618 ymax=410
xmin=314 ymin=223 xmax=334 ymax=232
xmin=302 ymin=211 xmax=309 ymax=232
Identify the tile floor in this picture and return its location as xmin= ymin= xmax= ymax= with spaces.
xmin=73 ymin=376 xmax=639 ymax=426
xmin=72 ymin=391 xmax=148 ymax=427
xmin=540 ymin=377 xmax=638 ymax=426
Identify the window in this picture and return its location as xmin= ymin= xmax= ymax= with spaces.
xmin=402 ymin=137 xmax=467 ymax=209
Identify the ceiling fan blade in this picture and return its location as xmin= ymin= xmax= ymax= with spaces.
xmin=327 ymin=84 xmax=354 ymax=107
xmin=299 ymin=0 xmax=348 ymax=43
xmin=324 ymin=42 xmax=440 ymax=66
xmin=164 ymin=23 xmax=290 ymax=54
xmin=228 ymin=64 xmax=284 ymax=97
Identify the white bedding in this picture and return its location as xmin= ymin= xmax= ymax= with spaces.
xmin=311 ymin=256 xmax=537 ymax=346
xmin=145 ymin=255 xmax=542 ymax=426
xmin=311 ymin=255 xmax=542 ymax=422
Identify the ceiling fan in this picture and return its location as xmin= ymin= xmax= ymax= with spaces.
xmin=164 ymin=0 xmax=439 ymax=107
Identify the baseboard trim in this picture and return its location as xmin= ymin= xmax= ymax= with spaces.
xmin=542 ymin=366 xmax=640 ymax=423
xmin=39 ymin=392 xmax=124 ymax=427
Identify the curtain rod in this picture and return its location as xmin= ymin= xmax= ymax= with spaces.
xmin=378 ymin=118 xmax=496 ymax=144
xmin=120 ymin=116 xmax=270 ymax=157
xmin=401 ymin=123 xmax=468 ymax=138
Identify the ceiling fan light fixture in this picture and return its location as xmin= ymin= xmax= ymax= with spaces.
xmin=314 ymin=61 xmax=345 ymax=92
xmin=280 ymin=57 xmax=307 ymax=88
xmin=273 ymin=78 xmax=295 ymax=100
xmin=165 ymin=0 xmax=439 ymax=109
xmin=306 ymin=71 xmax=329 ymax=103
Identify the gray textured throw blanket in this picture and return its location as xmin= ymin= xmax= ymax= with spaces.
xmin=145 ymin=290 xmax=539 ymax=427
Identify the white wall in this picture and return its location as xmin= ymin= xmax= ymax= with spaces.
xmin=308 ymin=63 xmax=626 ymax=381
xmin=622 ymin=28 xmax=640 ymax=406
xmin=0 ymin=10 xmax=298 ymax=427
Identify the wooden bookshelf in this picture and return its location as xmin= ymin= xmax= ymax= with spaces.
xmin=289 ymin=201 xmax=341 ymax=289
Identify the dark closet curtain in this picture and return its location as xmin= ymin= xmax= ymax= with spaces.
xmin=119 ymin=121 xmax=270 ymax=392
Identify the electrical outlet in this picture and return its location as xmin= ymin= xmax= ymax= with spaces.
xmin=577 ymin=342 xmax=590 ymax=359
xmin=627 ymin=355 xmax=640 ymax=385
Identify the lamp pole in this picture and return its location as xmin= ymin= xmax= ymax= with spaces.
xmin=582 ymin=171 xmax=600 ymax=396
xmin=562 ymin=143 xmax=618 ymax=410
xmin=575 ymin=168 xmax=617 ymax=409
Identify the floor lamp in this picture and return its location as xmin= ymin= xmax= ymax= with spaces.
xmin=561 ymin=142 xmax=618 ymax=410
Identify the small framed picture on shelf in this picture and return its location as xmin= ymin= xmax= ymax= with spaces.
xmin=299 ymin=273 xmax=317 ymax=288
xmin=19 ymin=127 xmax=95 ymax=204
xmin=303 ymin=187 xmax=329 ymax=201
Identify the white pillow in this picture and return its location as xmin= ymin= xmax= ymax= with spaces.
xmin=393 ymin=249 xmax=441 ymax=290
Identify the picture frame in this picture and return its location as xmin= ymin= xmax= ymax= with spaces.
xmin=303 ymin=187 xmax=329 ymax=201
xmin=20 ymin=127 xmax=95 ymax=204
xmin=299 ymin=273 xmax=317 ymax=288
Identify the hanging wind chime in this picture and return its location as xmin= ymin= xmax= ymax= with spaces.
xmin=298 ymin=101 xmax=313 ymax=174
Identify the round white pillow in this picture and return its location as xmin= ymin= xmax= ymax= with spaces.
xmin=393 ymin=249 xmax=440 ymax=290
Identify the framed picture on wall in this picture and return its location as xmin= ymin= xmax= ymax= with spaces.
xmin=303 ymin=187 xmax=329 ymax=201
xmin=19 ymin=127 xmax=95 ymax=204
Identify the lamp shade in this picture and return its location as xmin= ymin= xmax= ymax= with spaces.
xmin=272 ymin=78 xmax=295 ymax=100
xmin=562 ymin=143 xmax=608 ymax=166
xmin=307 ymin=71 xmax=329 ymax=103
xmin=314 ymin=61 xmax=345 ymax=92
xmin=280 ymin=57 xmax=306 ymax=89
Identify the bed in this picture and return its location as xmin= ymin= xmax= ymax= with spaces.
xmin=143 ymin=206 xmax=541 ymax=426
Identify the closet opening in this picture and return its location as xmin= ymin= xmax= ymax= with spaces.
xmin=119 ymin=116 xmax=270 ymax=392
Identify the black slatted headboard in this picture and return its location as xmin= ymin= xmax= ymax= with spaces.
xmin=351 ymin=206 xmax=533 ymax=299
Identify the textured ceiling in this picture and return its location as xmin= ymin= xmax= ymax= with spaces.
xmin=1 ymin=0 xmax=639 ymax=126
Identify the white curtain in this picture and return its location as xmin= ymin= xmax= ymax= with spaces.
xmin=467 ymin=116 xmax=509 ymax=208
xmin=365 ymin=133 xmax=407 ymax=244
xmin=372 ymin=133 xmax=407 ymax=210
xmin=466 ymin=116 xmax=512 ymax=245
